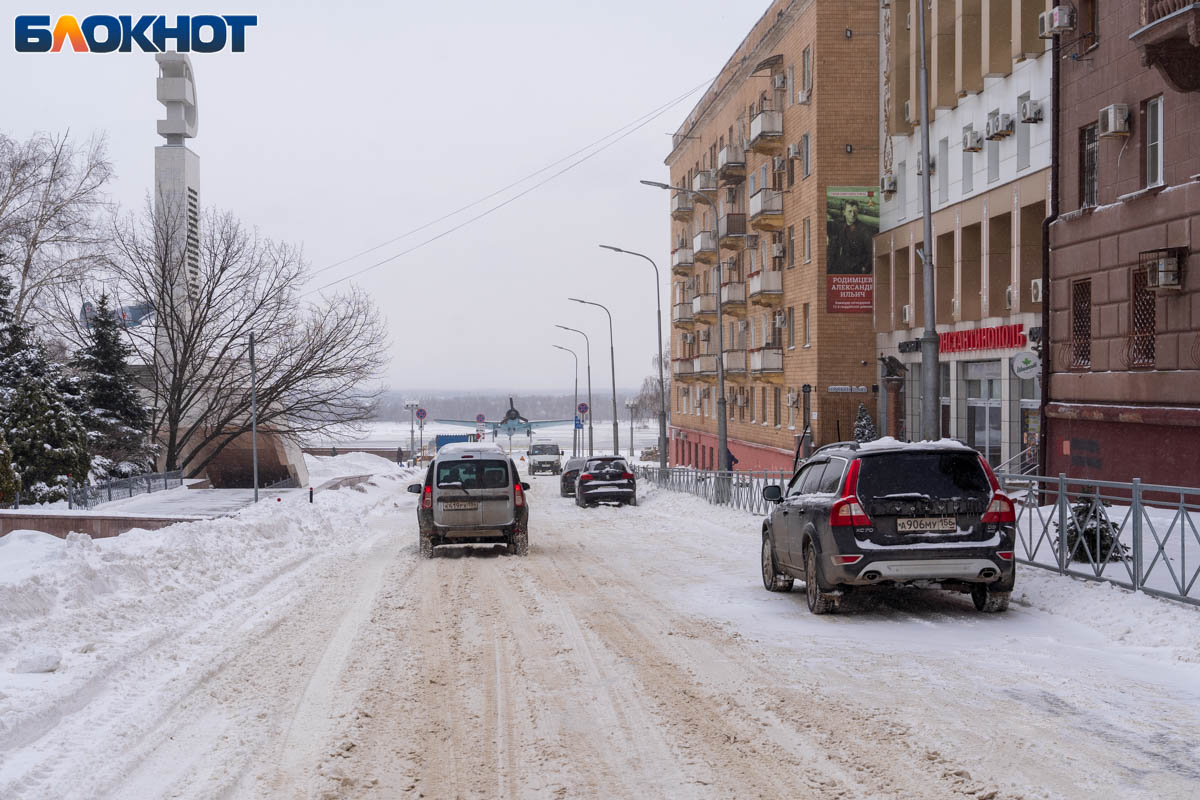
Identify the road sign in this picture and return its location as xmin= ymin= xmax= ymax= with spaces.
xmin=415 ymin=408 xmax=427 ymax=420
xmin=574 ymin=415 xmax=583 ymax=430
xmin=577 ymin=402 xmax=589 ymax=415
xmin=475 ymin=413 xmax=486 ymax=423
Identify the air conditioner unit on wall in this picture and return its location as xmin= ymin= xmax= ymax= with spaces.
xmin=1146 ymin=252 xmax=1184 ymax=290
xmin=1004 ymin=285 xmax=1015 ymax=310
xmin=682 ymin=333 xmax=694 ymax=344
xmin=1048 ymin=6 xmax=1076 ymax=35
xmin=743 ymin=234 xmax=760 ymax=248
xmin=962 ymin=129 xmax=984 ymax=152
xmin=772 ymin=156 xmax=787 ymax=172
xmin=1099 ymin=104 xmax=1130 ymax=137
xmin=1020 ymin=100 xmax=1043 ymax=124
xmin=951 ymin=297 xmax=961 ymax=316
xmin=985 ymin=114 xmax=1014 ymax=140
xmin=796 ymin=88 xmax=811 ymax=105
xmin=787 ymin=142 xmax=801 ymax=159
xmin=916 ymin=152 xmax=935 ymax=175
xmin=773 ymin=74 xmax=788 ymax=90
xmin=904 ymin=100 xmax=914 ymax=123
xmin=881 ymin=172 xmax=898 ymax=195
xmin=901 ymin=304 xmax=912 ymax=324
xmin=699 ymin=329 xmax=710 ymax=341
xmin=771 ymin=243 xmax=786 ymax=259
xmin=774 ymin=313 xmax=787 ymax=329
xmin=1030 ymin=278 xmax=1044 ymax=303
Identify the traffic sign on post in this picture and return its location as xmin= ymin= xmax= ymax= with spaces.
xmin=476 ymin=413 xmax=487 ymax=423
xmin=577 ymin=402 xmax=589 ymax=415
xmin=416 ymin=408 xmax=427 ymax=420
xmin=574 ymin=415 xmax=583 ymax=430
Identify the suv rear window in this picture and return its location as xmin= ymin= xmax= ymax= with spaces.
xmin=530 ymin=445 xmax=559 ymax=455
xmin=586 ymin=459 xmax=628 ymax=472
xmin=437 ymin=459 xmax=511 ymax=489
xmin=855 ymin=452 xmax=990 ymax=501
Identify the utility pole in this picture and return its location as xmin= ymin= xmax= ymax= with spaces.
xmin=249 ymin=332 xmax=258 ymax=503
xmin=553 ymin=344 xmax=579 ymax=457
xmin=568 ymin=299 xmax=618 ymax=456
xmin=915 ymin=0 xmax=940 ymax=440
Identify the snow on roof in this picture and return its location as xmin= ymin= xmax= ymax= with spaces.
xmin=437 ymin=442 xmax=506 ymax=456
xmin=856 ymin=436 xmax=975 ymax=453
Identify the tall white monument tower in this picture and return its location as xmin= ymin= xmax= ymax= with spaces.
xmin=154 ymin=52 xmax=200 ymax=299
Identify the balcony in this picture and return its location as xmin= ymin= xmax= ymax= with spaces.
xmin=692 ymin=169 xmax=718 ymax=194
xmin=720 ymin=281 xmax=746 ymax=315
xmin=693 ymin=230 xmax=718 ymax=264
xmin=672 ymin=358 xmax=694 ymax=379
xmin=694 ymin=354 xmax=719 ymax=380
xmin=749 ymin=189 xmax=784 ymax=231
xmin=718 ymin=213 xmax=746 ymax=249
xmin=670 ymin=192 xmax=694 ymax=221
xmin=750 ymin=346 xmax=785 ymax=381
xmin=749 ymin=110 xmax=784 ymax=154
xmin=723 ymin=349 xmax=746 ymax=375
xmin=748 ymin=270 xmax=783 ymax=306
xmin=1130 ymin=2 xmax=1200 ymax=93
xmin=691 ymin=292 xmax=717 ymax=321
xmin=672 ymin=301 xmax=695 ymax=327
xmin=716 ymin=144 xmax=746 ymax=184
xmin=671 ymin=247 xmax=694 ymax=275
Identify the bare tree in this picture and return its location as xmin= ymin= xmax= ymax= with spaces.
xmin=105 ymin=199 xmax=387 ymax=477
xmin=0 ymin=131 xmax=112 ymax=324
xmin=631 ymin=353 xmax=668 ymax=426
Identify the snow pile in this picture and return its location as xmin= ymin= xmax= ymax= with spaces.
xmin=0 ymin=455 xmax=418 ymax=746
xmin=305 ymin=451 xmax=406 ymax=485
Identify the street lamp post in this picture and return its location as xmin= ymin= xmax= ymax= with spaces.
xmin=553 ymin=344 xmax=579 ymax=457
xmin=570 ymin=298 xmax=619 ymax=456
xmin=403 ymin=399 xmax=419 ymax=464
xmin=249 ymin=331 xmax=258 ymax=503
xmin=915 ymin=0 xmax=940 ymax=440
xmin=625 ymin=398 xmax=635 ymax=458
xmin=598 ymin=244 xmax=668 ymax=470
xmin=640 ymin=179 xmax=728 ymax=472
xmin=556 ymin=325 xmax=593 ymax=456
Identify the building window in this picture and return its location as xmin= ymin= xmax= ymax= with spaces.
xmin=786 ymin=65 xmax=794 ymax=107
xmin=1080 ymin=124 xmax=1099 ymax=208
xmin=1017 ymin=93 xmax=1031 ymax=172
xmin=1130 ymin=269 xmax=1156 ymax=368
xmin=801 ymin=133 xmax=811 ymax=178
xmin=787 ymin=225 xmax=795 ymax=268
xmin=749 ymin=386 xmax=756 ymax=422
xmin=1145 ymin=96 xmax=1164 ymax=188
xmin=801 ymin=46 xmax=812 ymax=95
xmin=937 ymin=137 xmax=949 ymax=205
xmin=1071 ymin=279 xmax=1092 ymax=369
xmin=987 ymin=110 xmax=1000 ymax=184
xmin=774 ymin=387 xmax=782 ymax=427
xmin=761 ymin=385 xmax=767 ymax=423
xmin=962 ymin=126 xmax=974 ymax=195
xmin=897 ymin=160 xmax=907 ymax=218
xmin=803 ymin=217 xmax=811 ymax=262
xmin=787 ymin=156 xmax=795 ymax=187
xmin=803 ymin=303 xmax=811 ymax=346
xmin=786 ymin=306 xmax=795 ymax=347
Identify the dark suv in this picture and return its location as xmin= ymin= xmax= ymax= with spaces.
xmin=575 ymin=456 xmax=637 ymax=507
xmin=760 ymin=440 xmax=1015 ymax=614
xmin=560 ymin=457 xmax=587 ymax=497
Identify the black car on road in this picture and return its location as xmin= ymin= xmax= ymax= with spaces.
xmin=760 ymin=440 xmax=1015 ymax=614
xmin=575 ymin=456 xmax=637 ymax=507
xmin=560 ymin=457 xmax=587 ymax=497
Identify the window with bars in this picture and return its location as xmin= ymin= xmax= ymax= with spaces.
xmin=1071 ymin=279 xmax=1092 ymax=368
xmin=1080 ymin=124 xmax=1099 ymax=207
xmin=1130 ymin=269 xmax=1156 ymax=368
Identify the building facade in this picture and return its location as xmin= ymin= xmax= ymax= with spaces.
xmin=1046 ymin=0 xmax=1200 ymax=486
xmin=664 ymin=0 xmax=880 ymax=471
xmin=874 ymin=0 xmax=1051 ymax=469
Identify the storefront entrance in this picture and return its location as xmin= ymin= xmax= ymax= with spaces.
xmin=965 ymin=361 xmax=1002 ymax=465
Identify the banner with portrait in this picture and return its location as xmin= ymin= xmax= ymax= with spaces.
xmin=825 ymin=187 xmax=878 ymax=313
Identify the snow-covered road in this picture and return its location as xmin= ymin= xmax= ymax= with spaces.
xmin=2 ymin=459 xmax=1199 ymax=799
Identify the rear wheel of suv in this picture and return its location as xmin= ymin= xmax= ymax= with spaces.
xmin=805 ymin=546 xmax=837 ymax=614
xmin=761 ymin=535 xmax=794 ymax=592
xmin=971 ymin=584 xmax=1010 ymax=612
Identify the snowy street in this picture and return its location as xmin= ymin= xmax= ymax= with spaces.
xmin=2 ymin=456 xmax=1200 ymax=799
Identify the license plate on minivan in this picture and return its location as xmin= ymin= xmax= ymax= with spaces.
xmin=442 ymin=501 xmax=479 ymax=511
xmin=897 ymin=516 xmax=956 ymax=532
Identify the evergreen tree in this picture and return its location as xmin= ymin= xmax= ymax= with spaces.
xmin=853 ymin=402 xmax=878 ymax=443
xmin=2 ymin=348 xmax=90 ymax=502
xmin=0 ymin=273 xmax=34 ymax=410
xmin=0 ymin=430 xmax=18 ymax=506
xmin=74 ymin=294 xmax=152 ymax=476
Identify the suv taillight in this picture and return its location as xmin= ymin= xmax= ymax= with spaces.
xmin=620 ymin=472 xmax=634 ymax=480
xmin=421 ymin=485 xmax=432 ymax=509
xmin=514 ymin=482 xmax=525 ymax=507
xmin=579 ymin=473 xmax=594 ymax=482
xmin=829 ymin=459 xmax=871 ymax=527
xmin=977 ymin=455 xmax=1015 ymax=524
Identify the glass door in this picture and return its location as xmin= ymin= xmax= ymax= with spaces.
xmin=964 ymin=361 xmax=1002 ymax=465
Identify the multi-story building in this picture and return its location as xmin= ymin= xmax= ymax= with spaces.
xmin=874 ymin=0 xmax=1052 ymax=469
xmin=1045 ymin=0 xmax=1199 ymax=485
xmin=664 ymin=0 xmax=880 ymax=471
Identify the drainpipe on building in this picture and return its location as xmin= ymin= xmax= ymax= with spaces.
xmin=1039 ymin=33 xmax=1060 ymax=478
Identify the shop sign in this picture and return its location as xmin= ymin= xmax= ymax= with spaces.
xmin=939 ymin=323 xmax=1027 ymax=353
xmin=1010 ymin=351 xmax=1041 ymax=380
xmin=827 ymin=385 xmax=869 ymax=393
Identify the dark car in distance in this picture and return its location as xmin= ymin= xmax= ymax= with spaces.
xmin=575 ymin=456 xmax=637 ymax=507
xmin=560 ymin=457 xmax=587 ymax=497
xmin=760 ymin=440 xmax=1016 ymax=614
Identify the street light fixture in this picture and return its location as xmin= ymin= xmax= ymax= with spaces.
xmin=641 ymin=179 xmax=728 ymax=473
xmin=552 ymin=344 xmax=580 ymax=457
xmin=598 ymin=244 xmax=668 ymax=470
xmin=569 ymin=297 xmax=620 ymax=456
xmin=556 ymin=324 xmax=593 ymax=456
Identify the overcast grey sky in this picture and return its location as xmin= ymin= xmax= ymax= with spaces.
xmin=1 ymin=1 xmax=767 ymax=391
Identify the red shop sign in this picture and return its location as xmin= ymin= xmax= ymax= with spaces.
xmin=939 ymin=324 xmax=1027 ymax=353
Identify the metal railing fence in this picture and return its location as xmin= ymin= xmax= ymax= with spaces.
xmin=2 ymin=470 xmax=186 ymax=511
xmin=635 ymin=463 xmax=1200 ymax=607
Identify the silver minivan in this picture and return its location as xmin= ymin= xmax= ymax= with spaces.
xmin=408 ymin=442 xmax=530 ymax=557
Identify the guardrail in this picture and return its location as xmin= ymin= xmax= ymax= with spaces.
xmin=637 ymin=463 xmax=1200 ymax=607
xmin=4 ymin=471 xmax=187 ymax=511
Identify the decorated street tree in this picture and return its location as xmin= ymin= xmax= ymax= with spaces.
xmin=853 ymin=402 xmax=878 ymax=443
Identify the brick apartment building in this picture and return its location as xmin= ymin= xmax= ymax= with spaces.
xmin=663 ymin=0 xmax=880 ymax=471
xmin=1045 ymin=0 xmax=1200 ymax=486
xmin=874 ymin=0 xmax=1052 ymax=470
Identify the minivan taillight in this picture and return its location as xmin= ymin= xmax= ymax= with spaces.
xmin=421 ymin=485 xmax=432 ymax=509
xmin=829 ymin=459 xmax=871 ymax=527
xmin=514 ymin=482 xmax=525 ymax=507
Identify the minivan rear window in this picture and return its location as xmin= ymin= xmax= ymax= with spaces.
xmin=437 ymin=459 xmax=510 ymax=489
xmin=855 ymin=452 xmax=990 ymax=501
